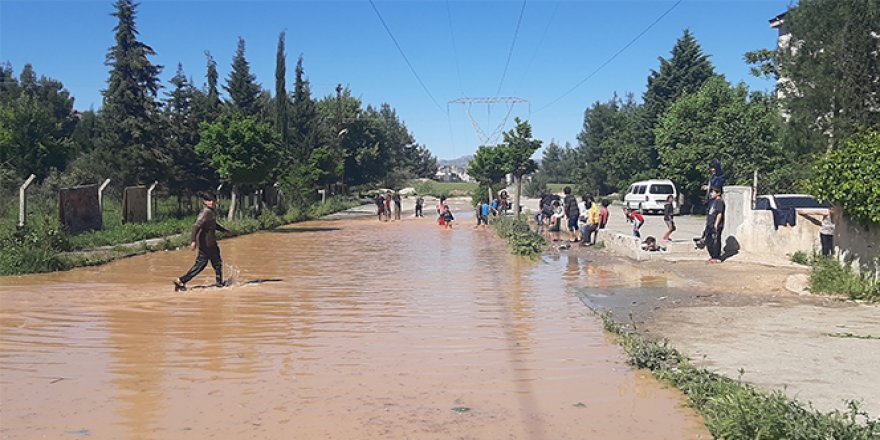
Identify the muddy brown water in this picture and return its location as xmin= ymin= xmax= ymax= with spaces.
xmin=1 ymin=213 xmax=708 ymax=439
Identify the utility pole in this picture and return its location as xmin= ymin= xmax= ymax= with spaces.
xmin=336 ymin=83 xmax=344 ymax=194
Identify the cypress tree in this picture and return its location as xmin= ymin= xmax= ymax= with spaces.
xmin=224 ymin=37 xmax=261 ymax=117
xmin=204 ymin=50 xmax=221 ymax=118
xmin=274 ymin=31 xmax=289 ymax=151
xmin=101 ymin=0 xmax=166 ymax=185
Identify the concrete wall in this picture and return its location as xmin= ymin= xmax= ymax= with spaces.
xmin=833 ymin=211 xmax=880 ymax=270
xmin=724 ymin=186 xmax=822 ymax=260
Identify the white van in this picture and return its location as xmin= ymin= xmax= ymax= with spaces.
xmin=624 ymin=179 xmax=677 ymax=214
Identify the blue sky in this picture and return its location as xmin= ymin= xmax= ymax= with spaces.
xmin=0 ymin=0 xmax=789 ymax=160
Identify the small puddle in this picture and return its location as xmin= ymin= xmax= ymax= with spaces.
xmin=1 ymin=208 xmax=707 ymax=439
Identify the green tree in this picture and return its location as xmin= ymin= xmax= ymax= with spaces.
xmin=777 ymin=0 xmax=880 ymax=149
xmin=656 ymin=77 xmax=785 ymax=209
xmin=224 ymin=37 xmax=262 ymax=117
xmin=196 ymin=115 xmax=281 ymax=219
xmin=192 ymin=51 xmax=222 ymax=124
xmin=164 ymin=63 xmax=215 ymax=202
xmin=467 ymin=144 xmax=508 ymax=201
xmin=809 ymin=129 xmax=880 ymax=224
xmin=499 ymin=118 xmax=541 ymax=217
xmin=0 ymin=64 xmax=76 ymax=180
xmin=274 ymin=31 xmax=289 ymax=151
xmin=640 ymin=29 xmax=718 ymax=166
xmin=574 ymin=94 xmax=647 ymax=195
xmin=100 ymin=0 xmax=166 ymax=185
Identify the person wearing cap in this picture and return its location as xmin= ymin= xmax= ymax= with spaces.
xmin=173 ymin=193 xmax=231 ymax=290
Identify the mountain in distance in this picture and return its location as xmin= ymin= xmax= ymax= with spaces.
xmin=438 ymin=155 xmax=473 ymax=168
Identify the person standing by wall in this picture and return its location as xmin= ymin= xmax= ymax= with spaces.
xmin=173 ymin=193 xmax=231 ymax=291
xmin=384 ymin=191 xmax=392 ymax=222
xmin=705 ymin=187 xmax=725 ymax=263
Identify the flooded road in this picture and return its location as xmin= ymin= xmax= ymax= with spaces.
xmin=1 ymin=212 xmax=708 ymax=439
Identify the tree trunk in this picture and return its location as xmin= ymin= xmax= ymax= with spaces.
xmin=227 ymin=186 xmax=238 ymax=221
xmin=514 ymin=174 xmax=522 ymax=220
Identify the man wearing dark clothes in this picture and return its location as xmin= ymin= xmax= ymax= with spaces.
xmin=562 ymin=186 xmax=580 ymax=242
xmin=705 ymin=187 xmax=725 ymax=263
xmin=174 ymin=193 xmax=231 ymax=291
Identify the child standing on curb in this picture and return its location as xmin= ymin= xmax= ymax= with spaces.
xmin=662 ymin=195 xmax=676 ymax=241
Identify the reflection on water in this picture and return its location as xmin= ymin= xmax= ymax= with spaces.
xmin=0 ymin=211 xmax=707 ymax=439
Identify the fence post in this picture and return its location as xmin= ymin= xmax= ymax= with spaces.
xmin=98 ymin=178 xmax=111 ymax=212
xmin=318 ymin=189 xmax=326 ymax=204
xmin=147 ymin=181 xmax=158 ymax=221
xmin=18 ymin=174 xmax=37 ymax=228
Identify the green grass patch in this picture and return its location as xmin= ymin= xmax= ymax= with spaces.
xmin=489 ymin=216 xmax=545 ymax=258
xmin=808 ymin=256 xmax=879 ymax=303
xmin=599 ymin=311 xmax=880 ymax=439
xmin=409 ymin=180 xmax=477 ymax=198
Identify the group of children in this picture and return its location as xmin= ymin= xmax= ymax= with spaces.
xmin=537 ymin=187 xmax=612 ymax=246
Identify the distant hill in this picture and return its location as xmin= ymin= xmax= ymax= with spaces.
xmin=438 ymin=155 xmax=473 ymax=168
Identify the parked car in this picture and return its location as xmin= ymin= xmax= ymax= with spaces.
xmin=624 ymin=179 xmax=677 ymax=214
xmin=755 ymin=194 xmax=829 ymax=210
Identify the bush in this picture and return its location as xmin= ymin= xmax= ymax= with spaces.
xmin=490 ymin=216 xmax=545 ymax=258
xmin=810 ymin=256 xmax=879 ymax=303
xmin=810 ymin=130 xmax=880 ymax=224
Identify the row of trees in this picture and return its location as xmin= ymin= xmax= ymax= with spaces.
xmin=536 ymin=0 xmax=878 ymax=214
xmin=1 ymin=0 xmax=438 ymax=218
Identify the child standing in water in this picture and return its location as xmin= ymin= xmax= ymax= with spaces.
xmin=442 ymin=204 xmax=455 ymax=229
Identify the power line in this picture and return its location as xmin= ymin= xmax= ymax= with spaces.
xmin=496 ymin=0 xmax=527 ymax=97
xmin=367 ymin=0 xmax=444 ymax=112
xmin=536 ymin=0 xmax=683 ymax=113
xmin=446 ymin=0 xmax=464 ymax=96
xmin=515 ymin=1 xmax=560 ymax=95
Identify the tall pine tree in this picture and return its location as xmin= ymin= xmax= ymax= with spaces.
xmin=100 ymin=0 xmax=166 ymax=185
xmin=639 ymin=29 xmax=717 ymax=167
xmin=274 ymin=31 xmax=289 ymax=151
xmin=165 ymin=63 xmax=215 ymax=202
xmin=224 ymin=37 xmax=262 ymax=117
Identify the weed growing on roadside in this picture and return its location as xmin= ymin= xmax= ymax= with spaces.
xmin=809 ymin=256 xmax=878 ymax=303
xmin=826 ymin=332 xmax=880 ymax=340
xmin=490 ymin=216 xmax=545 ymax=258
xmin=790 ymin=250 xmax=811 ymax=265
xmin=599 ymin=312 xmax=880 ymax=439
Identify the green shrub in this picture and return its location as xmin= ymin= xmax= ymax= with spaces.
xmin=790 ymin=250 xmax=811 ymax=265
xmin=810 ymin=256 xmax=879 ymax=302
xmin=490 ymin=216 xmax=545 ymax=258
xmin=809 ymin=130 xmax=880 ymax=224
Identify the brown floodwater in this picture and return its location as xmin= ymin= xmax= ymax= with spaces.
xmin=0 ymin=210 xmax=709 ymax=439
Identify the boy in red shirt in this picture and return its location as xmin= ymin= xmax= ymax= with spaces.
xmin=626 ymin=208 xmax=645 ymax=238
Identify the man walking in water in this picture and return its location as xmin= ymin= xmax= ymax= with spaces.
xmin=173 ymin=193 xmax=231 ymax=291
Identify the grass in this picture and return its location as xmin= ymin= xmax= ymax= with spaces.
xmin=0 ymin=196 xmax=361 ymax=276
xmin=808 ymin=255 xmax=879 ymax=303
xmin=599 ymin=311 xmax=880 ymax=439
xmin=409 ymin=179 xmax=478 ymax=198
xmin=489 ymin=215 xmax=545 ymax=258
